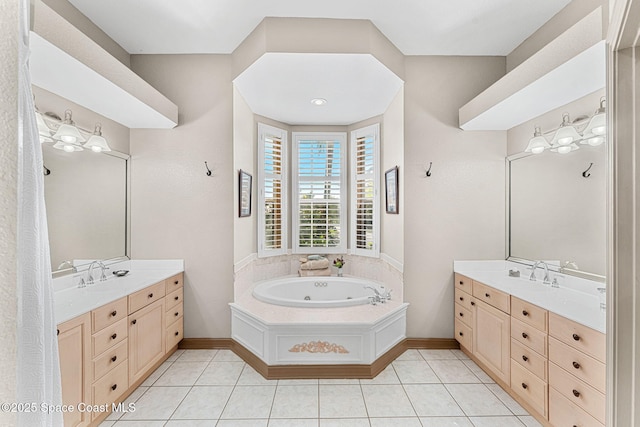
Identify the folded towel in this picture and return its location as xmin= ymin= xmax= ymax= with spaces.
xmin=298 ymin=267 xmax=331 ymax=277
xmin=300 ymin=258 xmax=330 ymax=270
xmin=308 ymin=254 xmax=323 ymax=260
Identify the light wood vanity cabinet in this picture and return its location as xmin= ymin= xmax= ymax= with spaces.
xmin=58 ymin=313 xmax=92 ymax=427
xmin=128 ymin=285 xmax=166 ymax=384
xmin=472 ymin=290 xmax=511 ymax=384
xmin=165 ymin=274 xmax=184 ymax=351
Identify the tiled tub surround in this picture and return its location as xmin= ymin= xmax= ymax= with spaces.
xmin=453 ymin=260 xmax=606 ymax=427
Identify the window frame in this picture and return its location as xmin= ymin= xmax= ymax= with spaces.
xmin=350 ymin=123 xmax=380 ymax=258
xmin=291 ymin=131 xmax=347 ymax=254
xmin=257 ymin=123 xmax=288 ymax=258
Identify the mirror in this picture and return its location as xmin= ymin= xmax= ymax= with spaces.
xmin=43 ymin=143 xmax=128 ymax=273
xmin=508 ymin=145 xmax=606 ymax=278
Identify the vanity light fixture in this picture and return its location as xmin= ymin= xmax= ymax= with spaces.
xmin=310 ymin=98 xmax=327 ymax=106
xmin=550 ymin=113 xmax=581 ymax=146
xmin=582 ymin=97 xmax=606 ymax=138
xmin=83 ymin=124 xmax=111 ymax=153
xmin=551 ymin=142 xmax=579 ymax=154
xmin=524 ymin=126 xmax=550 ymax=154
xmin=52 ymin=110 xmax=86 ymax=146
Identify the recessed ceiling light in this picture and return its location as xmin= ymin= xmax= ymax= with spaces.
xmin=310 ymin=98 xmax=327 ymax=106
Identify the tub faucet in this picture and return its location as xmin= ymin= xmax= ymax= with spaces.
xmin=364 ymin=286 xmax=391 ymax=304
xmin=529 ymin=261 xmax=551 ymax=285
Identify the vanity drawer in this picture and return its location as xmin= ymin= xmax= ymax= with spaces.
xmin=129 ymin=281 xmax=166 ymax=314
xmin=510 ymin=359 xmax=547 ymax=418
xmin=455 ymin=302 xmax=473 ymax=328
xmin=454 ymin=318 xmax=472 ymax=352
xmin=92 ymin=317 xmax=127 ymax=357
xmin=549 ymin=312 xmax=605 ymax=363
xmin=92 ymin=297 xmax=127 ymax=333
xmin=166 ymin=318 xmax=184 ymax=350
xmin=92 ymin=360 xmax=127 ymax=408
xmin=454 ymin=288 xmax=473 ymax=311
xmin=166 ymin=287 xmax=183 ymax=311
xmin=549 ymin=336 xmax=605 ymax=393
xmin=511 ymin=338 xmax=547 ymax=381
xmin=511 ymin=317 xmax=547 ymax=356
xmin=166 ymin=273 xmax=183 ymax=293
xmin=454 ymin=273 xmax=472 ymax=294
xmin=473 ymin=281 xmax=510 ymax=314
xmin=93 ymin=338 xmax=127 ymax=382
xmin=549 ymin=387 xmax=604 ymax=427
xmin=511 ymin=297 xmax=547 ymax=332
xmin=549 ymin=362 xmax=606 ymax=424
xmin=166 ymin=303 xmax=183 ymax=328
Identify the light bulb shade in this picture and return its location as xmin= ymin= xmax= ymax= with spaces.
xmin=551 ymin=142 xmax=579 ymax=154
xmin=36 ymin=111 xmax=52 ymax=137
xmin=583 ymin=136 xmax=605 ymax=146
xmin=582 ymin=112 xmax=606 ymax=138
xmin=524 ymin=128 xmax=550 ymax=154
xmin=551 ymin=125 xmax=581 ymax=146
xmin=53 ymin=123 xmax=86 ymax=143
xmin=53 ymin=141 xmax=83 ymax=152
xmin=84 ymin=134 xmax=111 ymax=153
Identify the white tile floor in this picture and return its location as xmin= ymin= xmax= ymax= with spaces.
xmin=99 ymin=349 xmax=542 ymax=427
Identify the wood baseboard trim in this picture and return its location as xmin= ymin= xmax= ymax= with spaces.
xmin=178 ymin=338 xmax=457 ymax=379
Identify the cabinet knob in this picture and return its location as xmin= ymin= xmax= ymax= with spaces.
xmin=148 ymin=293 xmax=154 ymax=298
xmin=459 ymin=281 xmax=463 ymax=285
xmin=522 ymin=332 xmax=528 ymax=339
xmin=522 ymin=310 xmax=528 ymax=316
xmin=470 ymin=301 xmax=475 ymax=306
xmin=175 ymin=312 xmax=179 ymax=317
xmin=132 ymin=319 xmax=137 ymax=325
xmin=57 ymin=329 xmax=59 ymax=336
xmin=175 ymin=331 xmax=179 ymax=336
xmin=485 ymin=293 xmax=490 ymax=297
xmin=572 ymin=389 xmax=581 ymax=397
xmin=175 ymin=296 xmax=179 ymax=301
xmin=572 ymin=333 xmax=581 ymax=341
xmin=111 ymin=384 xmax=117 ymax=391
xmin=110 ymin=310 xmax=117 ymax=317
xmin=459 ymin=332 xmax=463 ymax=337
xmin=459 ymin=297 xmax=463 ymax=301
xmin=111 ymin=333 xmax=117 ymax=340
xmin=572 ymin=361 xmax=581 ymax=369
xmin=459 ymin=312 xmax=463 ymax=317
xmin=521 ymin=383 xmax=528 ymax=390
xmin=111 ymin=356 xmax=117 ymax=362
xmin=174 ymin=280 xmax=179 ymax=285
xmin=522 ymin=355 xmax=528 ymax=362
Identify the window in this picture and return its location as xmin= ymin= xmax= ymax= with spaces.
xmin=292 ymin=132 xmax=347 ymax=253
xmin=350 ymin=124 xmax=380 ymax=257
xmin=258 ymin=123 xmax=287 ymax=257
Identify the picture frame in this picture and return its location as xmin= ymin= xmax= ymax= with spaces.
xmin=239 ymin=169 xmax=252 ymax=217
xmin=385 ymin=166 xmax=399 ymax=214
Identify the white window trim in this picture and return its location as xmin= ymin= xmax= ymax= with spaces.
xmin=292 ymin=131 xmax=347 ymax=254
xmin=350 ymin=123 xmax=380 ymax=258
xmin=257 ymin=123 xmax=288 ymax=258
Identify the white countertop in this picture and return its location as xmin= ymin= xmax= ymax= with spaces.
xmin=454 ymin=260 xmax=606 ymax=334
xmin=54 ymin=260 xmax=184 ymax=325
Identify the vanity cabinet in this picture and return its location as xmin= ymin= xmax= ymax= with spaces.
xmin=165 ymin=273 xmax=184 ymax=351
xmin=454 ymin=274 xmax=474 ymax=352
xmin=58 ymin=313 xmax=92 ymax=427
xmin=472 ymin=292 xmax=511 ymax=384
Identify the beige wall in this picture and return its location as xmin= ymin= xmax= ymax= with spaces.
xmin=0 ymin=0 xmax=18 ymax=423
xmin=404 ymin=56 xmax=507 ymax=338
xmin=130 ymin=54 xmax=234 ymax=338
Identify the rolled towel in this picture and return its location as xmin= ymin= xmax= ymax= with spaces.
xmin=298 ymin=267 xmax=331 ymax=277
xmin=300 ymin=258 xmax=330 ymax=270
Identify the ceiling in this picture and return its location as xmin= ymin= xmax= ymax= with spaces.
xmin=68 ymin=0 xmax=571 ymax=56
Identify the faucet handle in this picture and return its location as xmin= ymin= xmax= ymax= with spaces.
xmin=77 ymin=277 xmax=86 ymax=288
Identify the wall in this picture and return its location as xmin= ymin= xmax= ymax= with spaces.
xmin=404 ymin=56 xmax=507 ymax=338
xmin=0 ymin=0 xmax=18 ymax=423
xmin=130 ymin=54 xmax=234 ymax=338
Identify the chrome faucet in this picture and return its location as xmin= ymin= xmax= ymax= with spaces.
xmin=364 ymin=286 xmax=392 ymax=304
xmin=86 ymin=260 xmax=108 ymax=285
xmin=529 ymin=261 xmax=551 ymax=285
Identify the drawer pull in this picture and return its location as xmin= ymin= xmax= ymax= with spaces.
xmin=175 ymin=296 xmax=179 ymax=301
xmin=175 ymin=331 xmax=179 ymax=336
xmin=522 ymin=310 xmax=528 ymax=316
xmin=110 ymin=310 xmax=117 ymax=317
xmin=111 ymin=356 xmax=117 ymax=362
xmin=57 ymin=329 xmax=59 ymax=336
xmin=470 ymin=301 xmax=475 ymax=306
xmin=459 ymin=281 xmax=463 ymax=285
xmin=459 ymin=332 xmax=464 ymax=337
xmin=521 ymin=383 xmax=528 ymax=390
xmin=111 ymin=333 xmax=117 ymax=340
xmin=459 ymin=312 xmax=464 ymax=317
xmin=522 ymin=332 xmax=528 ymax=339
xmin=522 ymin=355 xmax=528 ymax=362
xmin=459 ymin=297 xmax=464 ymax=301
xmin=174 ymin=280 xmax=179 ymax=285
xmin=111 ymin=384 xmax=117 ymax=391
xmin=572 ymin=389 xmax=581 ymax=397
xmin=572 ymin=361 xmax=581 ymax=369
xmin=131 ymin=319 xmax=137 ymax=325
xmin=148 ymin=293 xmax=154 ymax=298
xmin=485 ymin=293 xmax=490 ymax=297
xmin=174 ymin=312 xmax=179 ymax=317
xmin=572 ymin=333 xmax=581 ymax=341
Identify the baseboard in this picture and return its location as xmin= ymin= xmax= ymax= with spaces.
xmin=179 ymin=337 xmax=457 ymax=379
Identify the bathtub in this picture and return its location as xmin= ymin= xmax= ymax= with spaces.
xmin=252 ymin=276 xmax=382 ymax=308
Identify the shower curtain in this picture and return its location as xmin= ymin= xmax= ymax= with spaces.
xmin=17 ymin=0 xmax=63 ymax=425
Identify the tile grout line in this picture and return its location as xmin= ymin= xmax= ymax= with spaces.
xmin=215 ymin=353 xmax=246 ymax=425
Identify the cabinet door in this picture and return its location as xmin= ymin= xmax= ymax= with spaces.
xmin=473 ymin=299 xmax=510 ymax=384
xmin=58 ymin=313 xmax=91 ymax=427
xmin=129 ymin=299 xmax=165 ymax=384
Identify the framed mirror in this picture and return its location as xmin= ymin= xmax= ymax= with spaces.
xmin=507 ymin=145 xmax=606 ymax=279
xmin=43 ymin=143 xmax=129 ymax=274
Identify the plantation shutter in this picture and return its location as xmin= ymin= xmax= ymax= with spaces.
xmin=293 ymin=133 xmax=347 ymax=253
xmin=258 ymin=123 xmax=287 ymax=257
xmin=350 ymin=124 xmax=380 ymax=257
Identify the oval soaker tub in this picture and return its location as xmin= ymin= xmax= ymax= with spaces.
xmin=252 ymin=276 xmax=383 ymax=308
